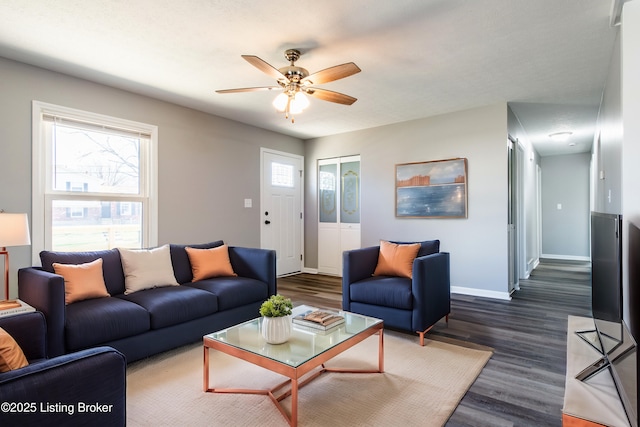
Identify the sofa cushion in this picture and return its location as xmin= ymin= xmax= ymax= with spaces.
xmin=185 ymin=277 xmax=268 ymax=311
xmin=374 ymin=240 xmax=420 ymax=279
xmin=0 ymin=327 xmax=28 ymax=372
xmin=391 ymin=240 xmax=440 ymax=257
xmin=349 ymin=276 xmax=413 ymax=310
xmin=186 ymin=245 xmax=237 ymax=281
xmin=115 ymin=286 xmax=218 ymax=329
xmin=170 ymin=241 xmax=224 ymax=284
xmin=65 ymin=298 xmax=151 ymax=352
xmin=53 ymin=258 xmax=110 ymax=304
xmin=118 ymin=245 xmax=180 ymax=294
xmin=40 ymin=249 xmax=126 ymax=295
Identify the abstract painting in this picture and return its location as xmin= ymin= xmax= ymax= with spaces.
xmin=396 ymin=158 xmax=468 ymax=218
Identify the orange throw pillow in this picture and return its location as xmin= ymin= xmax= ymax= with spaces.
xmin=186 ymin=245 xmax=237 ymax=281
xmin=373 ymin=240 xmax=421 ymax=279
xmin=0 ymin=327 xmax=29 ymax=372
xmin=53 ymin=258 xmax=110 ymax=304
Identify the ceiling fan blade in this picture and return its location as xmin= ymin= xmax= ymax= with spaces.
xmin=306 ymin=88 xmax=357 ymax=105
xmin=216 ymin=86 xmax=280 ymax=94
xmin=303 ymin=62 xmax=361 ymax=85
xmin=241 ymin=55 xmax=287 ymax=80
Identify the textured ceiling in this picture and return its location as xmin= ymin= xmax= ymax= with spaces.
xmin=0 ymin=0 xmax=621 ymax=156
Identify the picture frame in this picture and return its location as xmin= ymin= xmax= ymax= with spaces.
xmin=395 ymin=158 xmax=468 ymax=218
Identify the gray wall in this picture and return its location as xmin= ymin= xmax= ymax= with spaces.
xmin=621 ymin=2 xmax=640 ymax=327
xmin=304 ymin=103 xmax=511 ymax=298
xmin=0 ymin=56 xmax=304 ymax=298
xmin=592 ymin=1 xmax=640 ymax=333
xmin=593 ymin=31 xmax=623 ymax=215
xmin=540 ymin=153 xmax=591 ymax=259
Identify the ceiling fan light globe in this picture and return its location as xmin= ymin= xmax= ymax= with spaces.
xmin=272 ymin=93 xmax=289 ymax=112
xmin=291 ymin=92 xmax=310 ymax=112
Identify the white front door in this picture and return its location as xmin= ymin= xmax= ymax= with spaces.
xmin=261 ymin=149 xmax=303 ymax=276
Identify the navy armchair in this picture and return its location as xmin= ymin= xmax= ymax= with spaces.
xmin=342 ymin=240 xmax=450 ymax=345
xmin=0 ymin=312 xmax=126 ymax=426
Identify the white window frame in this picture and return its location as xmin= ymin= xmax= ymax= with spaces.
xmin=31 ymin=101 xmax=158 ymax=263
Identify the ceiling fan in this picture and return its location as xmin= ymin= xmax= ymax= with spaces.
xmin=216 ymin=49 xmax=361 ymax=122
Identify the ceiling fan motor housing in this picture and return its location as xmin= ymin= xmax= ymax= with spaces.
xmin=278 ymin=65 xmax=309 ymax=83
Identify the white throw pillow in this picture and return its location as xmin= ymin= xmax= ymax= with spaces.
xmin=118 ymin=245 xmax=180 ymax=294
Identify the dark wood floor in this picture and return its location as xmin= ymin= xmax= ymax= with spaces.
xmin=277 ymin=259 xmax=591 ymax=427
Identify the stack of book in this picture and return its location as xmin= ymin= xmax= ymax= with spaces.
xmin=0 ymin=299 xmax=35 ymax=318
xmin=292 ymin=310 xmax=345 ymax=331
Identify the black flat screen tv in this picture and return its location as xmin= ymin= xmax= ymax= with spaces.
xmin=609 ymin=221 xmax=640 ymax=427
xmin=576 ymin=213 xmax=638 ymax=427
xmin=576 ymin=212 xmax=623 ymax=358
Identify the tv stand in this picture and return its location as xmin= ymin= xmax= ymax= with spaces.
xmin=574 ymin=327 xmax=637 ymax=384
xmin=563 ymin=316 xmax=630 ymax=427
xmin=574 ymin=328 xmax=609 ymax=382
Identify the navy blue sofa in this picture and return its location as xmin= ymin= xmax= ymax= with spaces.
xmin=342 ymin=240 xmax=450 ymax=345
xmin=0 ymin=311 xmax=126 ymax=426
xmin=18 ymin=241 xmax=276 ymax=362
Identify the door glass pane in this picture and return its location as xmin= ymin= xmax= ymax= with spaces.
xmin=319 ymin=164 xmax=337 ymax=223
xmin=52 ymin=200 xmax=142 ymax=251
xmin=271 ymin=162 xmax=294 ymax=188
xmin=341 ymin=161 xmax=360 ymax=223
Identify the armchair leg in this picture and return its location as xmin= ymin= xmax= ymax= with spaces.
xmin=417 ymin=314 xmax=450 ymax=346
xmin=417 ymin=325 xmax=434 ymax=346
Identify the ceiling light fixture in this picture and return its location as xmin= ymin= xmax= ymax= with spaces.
xmin=548 ymin=131 xmax=573 ymax=142
xmin=217 ymin=49 xmax=360 ymax=124
xmin=272 ymin=89 xmax=309 ymax=122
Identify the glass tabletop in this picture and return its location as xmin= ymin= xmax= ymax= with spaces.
xmin=204 ymin=305 xmax=382 ymax=367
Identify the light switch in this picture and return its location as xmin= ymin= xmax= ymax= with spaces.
xmin=244 ymin=198 xmax=252 ymax=208
xmin=557 ymin=203 xmax=562 ymax=210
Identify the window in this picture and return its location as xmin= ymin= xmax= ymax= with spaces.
xmin=271 ymin=162 xmax=294 ymax=188
xmin=32 ymin=101 xmax=158 ymax=256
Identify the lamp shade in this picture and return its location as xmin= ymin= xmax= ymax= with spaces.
xmin=0 ymin=213 xmax=31 ymax=247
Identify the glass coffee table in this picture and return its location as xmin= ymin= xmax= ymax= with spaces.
xmin=203 ymin=306 xmax=384 ymax=427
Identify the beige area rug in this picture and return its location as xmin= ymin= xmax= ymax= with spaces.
xmin=127 ymin=331 xmax=492 ymax=427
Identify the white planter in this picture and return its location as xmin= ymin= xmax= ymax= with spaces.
xmin=261 ymin=315 xmax=292 ymax=344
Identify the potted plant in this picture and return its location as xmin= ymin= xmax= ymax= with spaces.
xmin=259 ymin=294 xmax=293 ymax=344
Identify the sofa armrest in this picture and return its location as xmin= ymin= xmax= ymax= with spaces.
xmin=0 ymin=346 xmax=126 ymax=426
xmin=228 ymin=246 xmax=277 ymax=295
xmin=18 ymin=267 xmax=66 ymax=357
xmin=0 ymin=312 xmax=47 ymax=360
xmin=342 ymin=246 xmax=381 ymax=310
xmin=411 ymin=252 xmax=451 ymax=331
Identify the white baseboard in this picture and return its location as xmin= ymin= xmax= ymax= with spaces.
xmin=531 ymin=258 xmax=540 ymax=269
xmin=302 ymin=267 xmax=319 ymax=274
xmin=451 ymin=286 xmax=512 ymax=301
xmin=540 ymin=254 xmax=590 ymax=262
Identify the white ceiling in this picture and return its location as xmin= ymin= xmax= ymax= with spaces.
xmin=0 ymin=0 xmax=620 ymax=156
